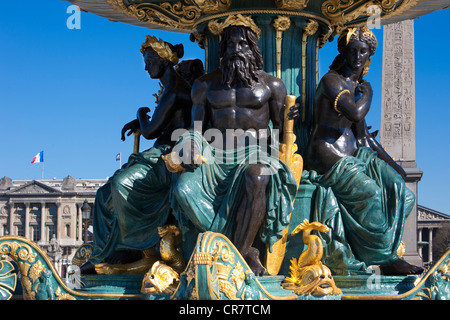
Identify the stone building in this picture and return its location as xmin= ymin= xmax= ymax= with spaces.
xmin=0 ymin=175 xmax=106 ymax=274
xmin=417 ymin=205 xmax=450 ymax=266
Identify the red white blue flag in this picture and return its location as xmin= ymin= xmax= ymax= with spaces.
xmin=31 ymin=151 xmax=44 ymax=164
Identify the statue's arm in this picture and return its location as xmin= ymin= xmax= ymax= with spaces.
xmin=177 ymin=78 xmax=207 ymax=169
xmin=322 ymin=74 xmax=372 ymax=122
xmin=267 ymin=76 xmax=287 ymax=137
xmin=137 ymin=91 xmax=177 ymax=140
xmin=352 ymin=120 xmax=407 ymax=180
xmin=121 ymin=118 xmax=140 ymax=141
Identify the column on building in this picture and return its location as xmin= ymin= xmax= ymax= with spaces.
xmin=380 ymin=19 xmax=423 ymax=266
xmin=24 ymin=202 xmax=30 ymax=239
xmin=40 ymin=201 xmax=46 ymax=243
xmin=56 ymin=202 xmax=62 ymax=241
xmin=71 ymin=203 xmax=77 ymax=243
xmin=428 ymin=228 xmax=433 ymax=263
xmin=418 ymin=227 xmax=423 ymax=258
xmin=7 ymin=201 xmax=14 ymax=236
xmin=77 ymin=202 xmax=83 ymax=242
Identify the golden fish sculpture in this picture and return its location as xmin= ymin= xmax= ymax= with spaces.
xmin=282 ymin=219 xmax=341 ymax=296
xmin=141 ymin=261 xmax=180 ymax=295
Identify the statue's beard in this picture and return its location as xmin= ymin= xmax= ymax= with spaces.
xmin=221 ymin=51 xmax=260 ymax=88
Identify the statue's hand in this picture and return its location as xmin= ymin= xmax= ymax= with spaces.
xmin=121 ymin=119 xmax=140 ymax=141
xmin=179 ymin=141 xmax=205 ymax=170
xmin=357 ymin=81 xmax=372 ymax=96
xmin=287 ymin=103 xmax=300 ymax=120
xmin=137 ymin=107 xmax=151 ymax=119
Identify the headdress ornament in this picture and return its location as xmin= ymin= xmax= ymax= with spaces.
xmin=208 ymin=14 xmax=261 ymax=39
xmin=141 ymin=35 xmax=179 ymax=65
xmin=340 ymin=26 xmax=377 ymax=48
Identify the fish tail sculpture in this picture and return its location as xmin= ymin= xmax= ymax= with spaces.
xmin=283 ymin=219 xmax=342 ymax=296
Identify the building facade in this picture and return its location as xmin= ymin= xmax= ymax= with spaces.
xmin=0 ymin=175 xmax=106 ymax=274
xmin=417 ymin=205 xmax=450 ymax=266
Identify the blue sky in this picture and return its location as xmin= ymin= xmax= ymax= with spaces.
xmin=0 ymin=2 xmax=449 ymax=214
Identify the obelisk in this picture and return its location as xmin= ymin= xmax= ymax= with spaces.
xmin=380 ymin=19 xmax=423 ymax=266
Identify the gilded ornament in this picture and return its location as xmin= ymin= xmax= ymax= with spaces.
xmin=411 ymin=249 xmax=450 ymax=300
xmin=194 ymin=252 xmax=213 ymax=265
xmin=95 ymin=253 xmax=159 ymax=275
xmin=272 ymin=16 xmax=291 ymax=79
xmin=272 ymin=16 xmax=291 ymax=32
xmin=274 ymin=0 xmax=309 ymax=10
xmin=397 ymin=241 xmax=405 ymax=259
xmin=321 ymin=0 xmax=414 ymax=31
xmin=95 ymin=224 xmax=185 ymax=275
xmin=153 ymin=82 xmax=164 ymax=104
xmin=333 ymin=89 xmax=350 ymax=114
xmin=55 ymin=286 xmax=76 ymax=300
xmin=278 ymin=95 xmax=303 ymax=186
xmin=208 ymin=14 xmax=261 ymax=39
xmin=71 ymin=243 xmax=93 ymax=267
xmin=343 ymin=25 xmax=377 ymax=46
xmin=141 ymin=35 xmax=180 ymax=65
xmin=107 ymin=0 xmax=231 ymax=31
xmin=0 ymin=260 xmax=17 ymax=300
xmin=303 ymin=19 xmax=319 ymax=36
xmin=191 ymin=0 xmax=232 ymax=14
xmin=211 ymin=240 xmax=235 ymax=264
xmin=266 ymin=95 xmax=302 ymax=275
xmin=283 ymin=219 xmax=342 ymax=296
xmin=141 ymin=261 xmax=180 ymax=295
xmin=319 ymin=25 xmax=334 ymax=48
xmin=230 ymin=261 xmax=245 ymax=289
xmin=162 ymin=152 xmax=206 ymax=173
xmin=158 ymin=225 xmax=186 ymax=272
xmin=0 ymin=236 xmax=141 ymax=300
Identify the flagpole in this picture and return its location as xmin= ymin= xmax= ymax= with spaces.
xmin=42 ymin=162 xmax=44 ymax=180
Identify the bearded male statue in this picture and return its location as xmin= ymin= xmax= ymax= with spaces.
xmin=170 ymin=15 xmax=298 ymax=276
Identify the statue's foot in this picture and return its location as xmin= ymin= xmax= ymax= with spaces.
xmin=80 ymin=261 xmax=97 ymax=275
xmin=380 ymin=258 xmax=424 ymax=276
xmin=104 ymin=249 xmax=142 ymax=265
xmin=244 ymin=247 xmax=268 ymax=277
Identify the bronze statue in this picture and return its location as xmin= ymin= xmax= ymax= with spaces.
xmin=80 ymin=37 xmax=203 ymax=274
xmin=303 ymin=27 xmax=422 ymax=275
xmin=170 ymin=16 xmax=298 ymax=276
xmin=305 ymin=27 xmax=405 ymax=179
xmin=121 ymin=37 xmax=198 ymax=148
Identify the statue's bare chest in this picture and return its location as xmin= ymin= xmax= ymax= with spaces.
xmin=207 ymin=83 xmax=271 ymax=110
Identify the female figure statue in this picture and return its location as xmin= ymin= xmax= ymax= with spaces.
xmin=81 ymin=37 xmax=203 ymax=274
xmin=303 ymin=27 xmax=422 ymax=275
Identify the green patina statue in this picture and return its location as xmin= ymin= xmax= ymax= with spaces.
xmin=80 ymin=37 xmax=204 ymax=274
xmin=169 ymin=21 xmax=298 ymax=276
xmin=302 ymin=27 xmax=423 ymax=276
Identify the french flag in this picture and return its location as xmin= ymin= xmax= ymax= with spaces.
xmin=31 ymin=151 xmax=44 ymax=164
